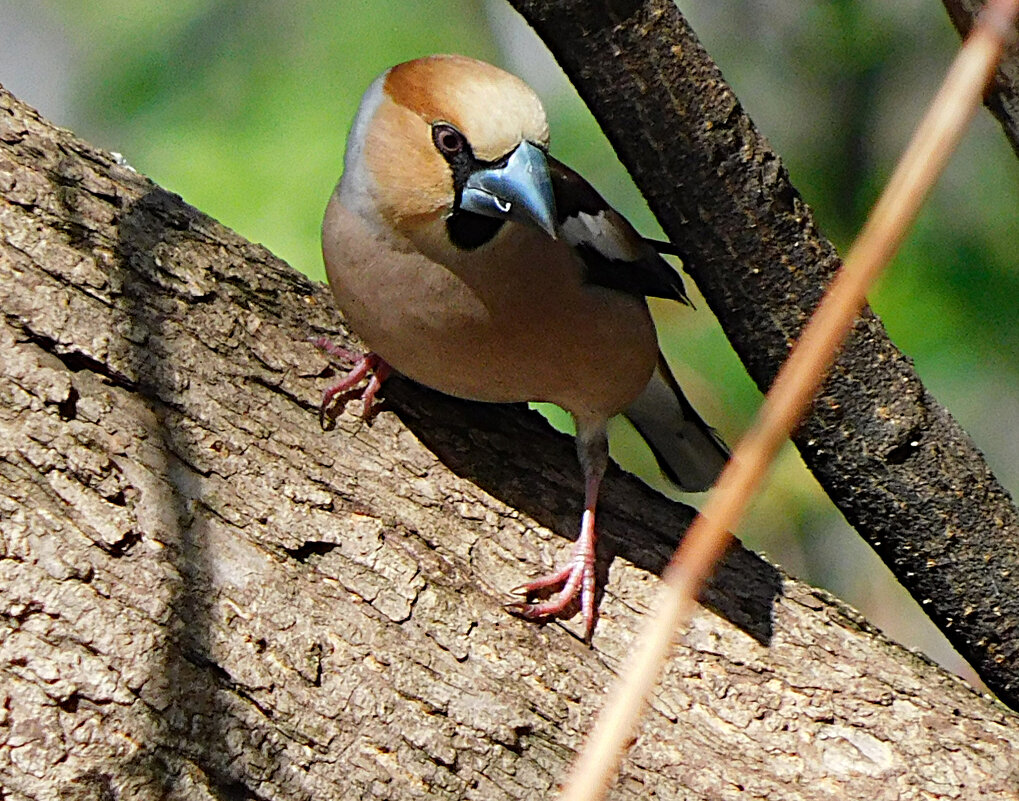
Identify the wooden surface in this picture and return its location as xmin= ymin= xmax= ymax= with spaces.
xmin=2 ymin=53 xmax=1018 ymax=801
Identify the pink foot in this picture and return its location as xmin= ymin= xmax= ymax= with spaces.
xmin=311 ymin=338 xmax=360 ymax=362
xmin=510 ymin=508 xmax=598 ymax=639
xmin=312 ymin=338 xmax=391 ymax=421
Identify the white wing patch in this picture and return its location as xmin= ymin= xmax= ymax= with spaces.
xmin=560 ymin=210 xmax=645 ymax=262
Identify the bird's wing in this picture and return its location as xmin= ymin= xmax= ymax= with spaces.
xmin=549 ymin=157 xmax=727 ymax=489
xmin=547 ymin=155 xmax=691 ymax=305
xmin=624 ymin=354 xmax=730 ymax=492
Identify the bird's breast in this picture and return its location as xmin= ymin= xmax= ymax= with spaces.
xmin=323 ymin=199 xmax=658 ymax=418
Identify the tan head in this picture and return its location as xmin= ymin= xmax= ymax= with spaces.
xmin=337 ymin=55 xmax=551 ymax=250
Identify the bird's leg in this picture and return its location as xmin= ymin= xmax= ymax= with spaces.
xmin=359 ymin=357 xmax=392 ymax=412
xmin=512 ymin=422 xmax=608 ymax=639
xmin=312 ymin=337 xmax=391 ymax=420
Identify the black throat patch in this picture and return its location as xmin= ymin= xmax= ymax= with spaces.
xmin=446 ymin=212 xmax=505 ymax=250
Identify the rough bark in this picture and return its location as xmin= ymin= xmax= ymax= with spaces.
xmin=507 ymin=0 xmax=1019 ymax=710
xmin=1 ymin=52 xmax=1018 ymax=801
xmin=943 ymin=0 xmax=1019 ymax=158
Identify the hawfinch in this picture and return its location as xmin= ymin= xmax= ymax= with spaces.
xmin=320 ymin=54 xmax=728 ymax=637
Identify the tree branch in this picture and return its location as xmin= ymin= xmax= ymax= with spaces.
xmin=1 ymin=58 xmax=1017 ymax=801
xmin=506 ymin=0 xmax=1019 ymax=710
xmin=943 ymin=0 xmax=1019 ymax=157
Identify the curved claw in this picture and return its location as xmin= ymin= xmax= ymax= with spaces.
xmin=510 ymin=565 xmax=575 ymax=595
xmin=314 ymin=343 xmax=391 ymax=424
xmin=309 ymin=336 xmax=360 ymax=363
xmin=508 ymin=529 xmax=598 ymax=640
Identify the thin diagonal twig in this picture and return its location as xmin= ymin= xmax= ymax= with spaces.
xmin=559 ymin=2 xmax=1019 ymax=798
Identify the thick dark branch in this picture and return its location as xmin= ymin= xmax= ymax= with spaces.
xmin=506 ymin=0 xmax=1019 ymax=708
xmin=943 ymin=0 xmax=1019 ymax=157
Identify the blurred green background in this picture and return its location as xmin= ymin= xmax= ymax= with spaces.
xmin=4 ymin=0 xmax=1016 ymax=686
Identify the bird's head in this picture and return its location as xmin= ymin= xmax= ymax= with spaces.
xmin=337 ymin=55 xmax=557 ymax=253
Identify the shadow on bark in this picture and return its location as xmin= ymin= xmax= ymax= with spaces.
xmin=386 ymin=379 xmax=782 ymax=646
xmin=108 ymin=187 xmax=278 ymax=799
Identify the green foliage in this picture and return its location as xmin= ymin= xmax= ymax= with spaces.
xmin=58 ymin=0 xmax=501 ymax=280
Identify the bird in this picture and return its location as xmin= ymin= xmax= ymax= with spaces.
xmin=319 ymin=54 xmax=728 ymax=638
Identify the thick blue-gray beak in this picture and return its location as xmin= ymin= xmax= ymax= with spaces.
xmin=460 ymin=141 xmax=557 ymax=239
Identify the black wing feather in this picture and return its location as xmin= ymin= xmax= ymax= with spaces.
xmin=547 ymin=156 xmax=691 ymax=305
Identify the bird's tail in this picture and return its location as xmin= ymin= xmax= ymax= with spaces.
xmin=624 ymin=355 xmax=729 ymax=492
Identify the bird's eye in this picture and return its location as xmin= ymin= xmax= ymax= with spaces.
xmin=432 ymin=124 xmax=466 ymax=157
